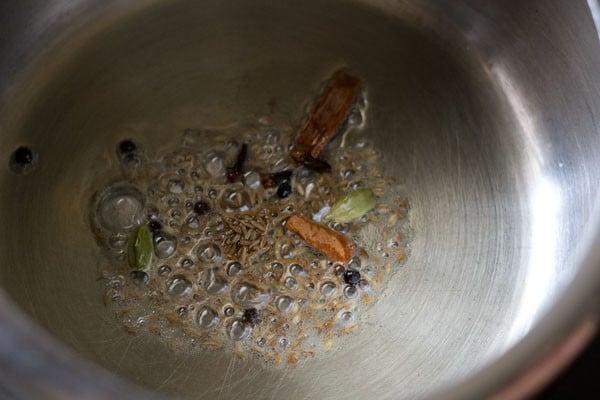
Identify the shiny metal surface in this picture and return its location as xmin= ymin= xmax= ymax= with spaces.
xmin=0 ymin=1 xmax=599 ymax=399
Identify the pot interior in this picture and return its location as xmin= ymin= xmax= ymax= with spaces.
xmin=1 ymin=0 xmax=599 ymax=399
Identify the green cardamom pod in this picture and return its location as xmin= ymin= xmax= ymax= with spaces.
xmin=128 ymin=223 xmax=153 ymax=271
xmin=327 ymin=188 xmax=376 ymax=223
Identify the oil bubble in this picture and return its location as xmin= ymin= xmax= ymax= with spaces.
xmin=289 ymin=264 xmax=304 ymax=276
xmin=167 ymin=275 xmax=192 ymax=297
xmin=204 ymin=152 xmax=226 ymax=179
xmin=224 ymin=306 xmax=235 ymax=317
xmin=167 ymin=178 xmax=185 ymax=194
xmin=130 ymin=270 xmax=149 ymax=286
xmin=154 ymin=234 xmax=177 ymax=258
xmin=196 ymin=242 xmax=222 ymax=264
xmin=320 ymin=282 xmax=337 ymax=297
xmin=181 ymin=258 xmax=194 ymax=269
xmin=196 ymin=306 xmax=219 ymax=329
xmin=275 ymin=296 xmax=294 ymax=314
xmin=219 ymin=188 xmax=252 ymax=212
xmin=94 ymin=183 xmax=145 ymax=232
xmin=343 ymin=285 xmax=359 ymax=299
xmin=228 ymin=319 xmax=250 ymax=341
xmin=227 ymin=261 xmax=243 ymax=276
xmin=230 ymin=282 xmax=270 ymax=307
xmin=158 ymin=265 xmax=172 ymax=276
xmin=284 ymin=277 xmax=298 ymax=290
xmin=201 ymin=268 xmax=228 ymax=295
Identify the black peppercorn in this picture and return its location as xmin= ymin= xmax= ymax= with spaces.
xmin=10 ymin=146 xmax=37 ymax=174
xmin=277 ymin=182 xmax=292 ymax=198
xmin=343 ymin=269 xmax=361 ymax=285
xmin=193 ymin=200 xmax=211 ymax=216
xmin=118 ymin=139 xmax=137 ymax=155
xmin=261 ymin=169 xmax=293 ymax=188
xmin=13 ymin=146 xmax=34 ymax=165
xmin=241 ymin=308 xmax=260 ymax=326
xmin=148 ymin=219 xmax=162 ymax=234
xmin=272 ymin=170 xmax=293 ymax=186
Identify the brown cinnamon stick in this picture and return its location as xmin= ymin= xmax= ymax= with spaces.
xmin=285 ymin=214 xmax=355 ymax=263
xmin=290 ymin=70 xmax=361 ymax=164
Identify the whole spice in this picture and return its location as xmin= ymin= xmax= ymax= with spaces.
xmin=227 ymin=143 xmax=248 ymax=183
xmin=193 ymin=200 xmax=211 ymax=216
xmin=91 ymin=70 xmax=411 ymax=367
xmin=261 ymin=169 xmax=293 ymax=189
xmin=116 ymin=139 xmax=140 ymax=165
xmin=118 ymin=139 xmax=137 ymax=155
xmin=241 ymin=308 xmax=260 ymax=326
xmin=343 ymin=269 xmax=361 ymax=285
xmin=327 ymin=188 xmax=376 ymax=223
xmin=301 ymin=155 xmax=331 ymax=173
xmin=277 ymin=182 xmax=292 ymax=199
xmin=290 ymin=70 xmax=361 ymax=164
xmin=148 ymin=219 xmax=162 ymax=234
xmin=10 ymin=146 xmax=37 ymax=174
xmin=285 ymin=214 xmax=355 ymax=263
xmin=128 ymin=223 xmax=154 ymax=271
xmin=13 ymin=146 xmax=34 ymax=165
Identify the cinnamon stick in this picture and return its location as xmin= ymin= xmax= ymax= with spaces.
xmin=290 ymin=70 xmax=361 ymax=164
xmin=285 ymin=214 xmax=355 ymax=263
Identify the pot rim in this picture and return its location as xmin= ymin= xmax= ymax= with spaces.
xmin=0 ymin=0 xmax=599 ymax=399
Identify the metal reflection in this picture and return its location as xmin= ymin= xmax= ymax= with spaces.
xmin=495 ymin=68 xmax=563 ymax=343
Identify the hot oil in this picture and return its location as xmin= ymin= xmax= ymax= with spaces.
xmin=0 ymin=0 xmax=484 ymax=396
xmin=90 ymin=104 xmax=410 ymax=365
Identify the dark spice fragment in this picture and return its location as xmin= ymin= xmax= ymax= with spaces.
xmin=241 ymin=308 xmax=260 ymax=327
xmin=343 ymin=269 xmax=361 ymax=285
xmin=277 ymin=182 xmax=292 ymax=199
xmin=301 ymin=155 xmax=331 ymax=173
xmin=10 ymin=146 xmax=37 ymax=174
xmin=261 ymin=169 xmax=293 ymax=189
xmin=118 ymin=139 xmax=137 ymax=155
xmin=13 ymin=146 xmax=34 ymax=165
xmin=193 ymin=201 xmax=211 ymax=216
xmin=148 ymin=219 xmax=162 ymax=234
xmin=226 ymin=143 xmax=248 ymax=183
xmin=117 ymin=139 xmax=141 ymax=167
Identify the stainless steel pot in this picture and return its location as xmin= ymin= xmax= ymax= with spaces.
xmin=1 ymin=1 xmax=599 ymax=399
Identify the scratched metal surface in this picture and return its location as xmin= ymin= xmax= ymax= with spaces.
xmin=0 ymin=1 xmax=599 ymax=399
